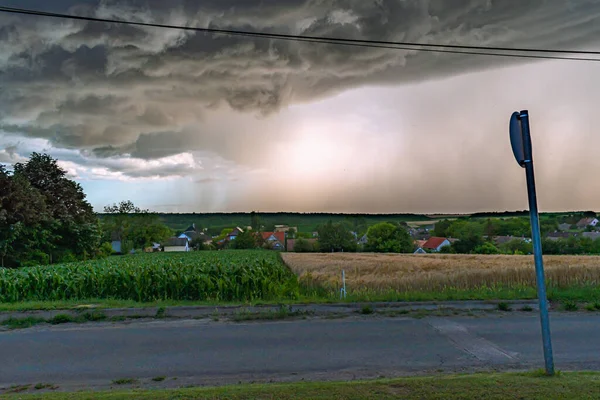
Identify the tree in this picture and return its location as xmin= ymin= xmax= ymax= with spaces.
xmin=287 ymin=227 xmax=296 ymax=239
xmin=499 ymin=239 xmax=533 ymax=255
xmin=250 ymin=211 xmax=261 ymax=231
xmin=13 ymin=153 xmax=100 ymax=262
xmin=293 ymin=238 xmax=317 ymax=253
xmin=447 ymin=221 xmax=484 ymax=253
xmin=230 ymin=230 xmax=258 ymax=249
xmin=433 ymin=219 xmax=453 ymax=237
xmin=102 ymin=200 xmax=169 ymax=251
xmin=365 ymin=222 xmax=413 ymax=253
xmin=473 ymin=242 xmax=500 ymax=254
xmin=317 ymin=221 xmax=356 ymax=252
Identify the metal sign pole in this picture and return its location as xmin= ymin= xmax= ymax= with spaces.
xmin=510 ymin=110 xmax=555 ymax=376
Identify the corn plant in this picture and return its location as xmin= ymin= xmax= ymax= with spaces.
xmin=0 ymin=250 xmax=299 ymax=303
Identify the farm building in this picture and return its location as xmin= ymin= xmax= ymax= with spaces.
xmin=163 ymin=237 xmax=190 ymax=252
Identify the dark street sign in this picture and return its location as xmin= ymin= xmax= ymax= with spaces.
xmin=509 ymin=112 xmax=525 ymax=167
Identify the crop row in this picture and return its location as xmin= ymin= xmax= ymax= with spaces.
xmin=0 ymin=251 xmax=298 ymax=302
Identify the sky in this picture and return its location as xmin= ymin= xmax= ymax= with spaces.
xmin=2 ymin=0 xmax=600 ymax=214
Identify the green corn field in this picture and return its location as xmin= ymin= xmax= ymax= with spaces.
xmin=0 ymin=250 xmax=299 ymax=303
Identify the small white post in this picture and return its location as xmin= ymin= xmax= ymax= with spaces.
xmin=340 ymin=269 xmax=347 ymax=299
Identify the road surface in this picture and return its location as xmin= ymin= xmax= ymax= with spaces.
xmin=1 ymin=314 xmax=599 ymax=388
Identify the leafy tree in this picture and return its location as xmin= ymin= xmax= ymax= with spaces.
xmin=0 ymin=167 xmax=50 ymax=267
xmin=293 ymin=238 xmax=317 ymax=252
xmin=473 ymin=242 xmax=500 ymax=254
xmin=499 ymin=239 xmax=533 ymax=255
xmin=447 ymin=221 xmax=484 ymax=253
xmin=287 ymin=227 xmax=296 ymax=239
xmin=439 ymin=245 xmax=456 ymax=254
xmin=345 ymin=216 xmax=368 ymax=236
xmin=13 ymin=153 xmax=100 ymax=262
xmin=102 ymin=201 xmax=169 ymax=251
xmin=317 ymin=221 xmax=356 ymax=252
xmin=433 ymin=219 xmax=453 ymax=237
xmin=366 ymin=222 xmax=413 ymax=253
xmin=230 ymin=230 xmax=258 ymax=249
xmin=250 ymin=211 xmax=261 ymax=231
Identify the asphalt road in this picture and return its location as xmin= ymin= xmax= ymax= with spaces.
xmin=1 ymin=314 xmax=600 ymax=388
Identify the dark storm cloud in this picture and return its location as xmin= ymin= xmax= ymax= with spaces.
xmin=2 ymin=0 xmax=600 ymax=175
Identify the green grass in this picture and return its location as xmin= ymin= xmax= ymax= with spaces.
xmin=359 ymin=305 xmax=374 ymax=314
xmin=497 ymin=302 xmax=512 ymax=311
xmin=111 ymin=378 xmax=138 ymax=385
xmin=33 ymin=384 xmax=56 ymax=391
xmin=231 ymin=305 xmax=312 ymax=322
xmin=563 ymin=300 xmax=579 ymax=311
xmin=151 ymin=376 xmax=166 ymax=382
xmin=2 ymin=372 xmax=600 ymax=399
xmin=1 ymin=317 xmax=46 ymax=329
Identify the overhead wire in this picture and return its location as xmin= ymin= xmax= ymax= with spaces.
xmin=0 ymin=5 xmax=600 ymax=62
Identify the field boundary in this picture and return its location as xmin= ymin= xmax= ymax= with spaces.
xmin=0 ymin=300 xmax=539 ymax=326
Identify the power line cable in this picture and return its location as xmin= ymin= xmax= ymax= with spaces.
xmin=1 ymin=5 xmax=600 ymax=62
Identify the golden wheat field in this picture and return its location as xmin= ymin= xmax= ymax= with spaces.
xmin=281 ymin=253 xmax=600 ymax=292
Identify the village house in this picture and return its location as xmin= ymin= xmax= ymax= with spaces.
xmin=274 ymin=225 xmax=297 ymax=233
xmin=421 ymin=237 xmax=451 ymax=252
xmin=558 ymin=223 xmax=572 ymax=232
xmin=492 ymin=236 xmax=531 ymax=246
xmin=576 ymin=217 xmax=599 ymax=229
xmin=227 ymin=227 xmax=244 ymax=241
xmin=261 ymin=231 xmax=286 ymax=250
xmin=546 ymin=232 xmax=577 ymax=241
xmin=178 ymin=223 xmax=212 ymax=246
xmin=582 ymin=232 xmax=600 ymax=241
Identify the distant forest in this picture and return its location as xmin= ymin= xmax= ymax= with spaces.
xmin=94 ymin=211 xmax=598 ymax=235
xmin=141 ymin=213 xmax=429 ymax=234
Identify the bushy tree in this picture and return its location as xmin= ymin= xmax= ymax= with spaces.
xmin=433 ymin=219 xmax=453 ymax=237
xmin=366 ymin=222 xmax=413 ymax=253
xmin=317 ymin=221 xmax=356 ymax=252
xmin=1 ymin=154 xmax=101 ymax=266
xmin=473 ymin=242 xmax=500 ymax=254
xmin=500 ymin=239 xmax=533 ymax=255
xmin=102 ymin=200 xmax=171 ymax=251
xmin=293 ymin=238 xmax=318 ymax=252
xmin=447 ymin=221 xmax=484 ymax=253
xmin=230 ymin=230 xmax=258 ymax=249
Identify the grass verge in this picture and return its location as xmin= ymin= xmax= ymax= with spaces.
xmin=2 ymin=372 xmax=600 ymax=399
xmin=231 ymin=305 xmax=313 ymax=322
xmin=2 ymin=286 xmax=600 ymax=313
xmin=1 ymin=312 xmax=108 ymax=330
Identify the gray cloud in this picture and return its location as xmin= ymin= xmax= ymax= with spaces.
xmin=2 ymin=0 xmax=600 ymax=211
xmin=3 ymin=1 xmax=600 ymax=155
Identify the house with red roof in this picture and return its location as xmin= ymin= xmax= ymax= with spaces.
xmin=421 ymin=237 xmax=451 ymax=252
xmin=260 ymin=231 xmax=286 ymax=250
